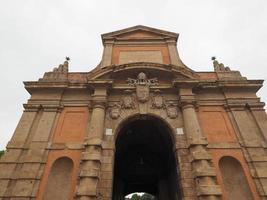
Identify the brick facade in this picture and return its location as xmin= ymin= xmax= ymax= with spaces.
xmin=0 ymin=25 xmax=267 ymax=200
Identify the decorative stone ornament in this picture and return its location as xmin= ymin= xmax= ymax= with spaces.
xmin=127 ymin=72 xmax=158 ymax=103
xmin=127 ymin=72 xmax=158 ymax=86
xmin=166 ymin=101 xmax=178 ymax=119
xmin=136 ymin=85 xmax=150 ymax=103
xmin=151 ymin=89 xmax=165 ymax=109
xmin=108 ymin=102 xmax=121 ymax=119
xmin=122 ymin=90 xmax=135 ymax=109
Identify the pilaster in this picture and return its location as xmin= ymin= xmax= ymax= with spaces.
xmin=228 ymin=102 xmax=267 ymax=198
xmin=76 ymin=88 xmax=107 ymax=200
xmin=0 ymin=104 xmax=62 ymax=199
xmin=180 ymin=88 xmax=222 ymax=200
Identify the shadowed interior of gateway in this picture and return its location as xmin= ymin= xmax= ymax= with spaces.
xmin=112 ymin=116 xmax=182 ymax=200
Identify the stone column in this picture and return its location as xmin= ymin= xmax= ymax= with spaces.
xmin=180 ymin=89 xmax=221 ymax=200
xmin=76 ymin=89 xmax=107 ymax=200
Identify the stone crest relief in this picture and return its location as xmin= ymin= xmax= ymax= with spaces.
xmin=151 ymin=89 xmax=165 ymax=109
xmin=122 ymin=90 xmax=135 ymax=109
xmin=108 ymin=102 xmax=121 ymax=119
xmin=127 ymin=72 xmax=158 ymax=103
xmin=166 ymin=101 xmax=178 ymax=119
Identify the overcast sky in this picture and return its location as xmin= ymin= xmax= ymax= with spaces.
xmin=0 ymin=0 xmax=267 ymax=149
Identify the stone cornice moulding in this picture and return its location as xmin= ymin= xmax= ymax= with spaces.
xmin=24 ymin=81 xmax=68 ymax=94
xmin=88 ymin=62 xmax=198 ymax=80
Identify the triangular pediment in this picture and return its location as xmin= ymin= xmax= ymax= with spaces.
xmin=101 ymin=25 xmax=178 ymax=43
xmin=117 ymin=30 xmax=164 ymax=39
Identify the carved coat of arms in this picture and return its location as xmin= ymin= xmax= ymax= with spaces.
xmin=152 ymin=90 xmax=164 ymax=109
xmin=108 ymin=103 xmax=121 ymax=119
xmin=127 ymin=72 xmax=158 ymax=103
xmin=166 ymin=102 xmax=178 ymax=119
xmin=122 ymin=90 xmax=135 ymax=109
xmin=136 ymin=85 xmax=149 ymax=103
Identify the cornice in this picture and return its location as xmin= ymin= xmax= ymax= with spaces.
xmin=87 ymin=79 xmax=113 ymax=90
xmin=195 ymin=79 xmax=263 ymax=92
xmin=88 ymin=62 xmax=198 ymax=80
xmin=24 ymin=81 xmax=68 ymax=94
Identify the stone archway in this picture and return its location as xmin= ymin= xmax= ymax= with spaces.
xmin=112 ymin=115 xmax=181 ymax=200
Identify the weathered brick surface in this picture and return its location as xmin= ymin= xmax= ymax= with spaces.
xmin=1 ymin=25 xmax=267 ymax=200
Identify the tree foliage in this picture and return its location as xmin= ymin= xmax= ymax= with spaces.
xmin=0 ymin=150 xmax=4 ymax=158
xmin=126 ymin=193 xmax=155 ymax=200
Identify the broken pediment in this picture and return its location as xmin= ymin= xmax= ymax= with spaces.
xmin=88 ymin=62 xmax=198 ymax=82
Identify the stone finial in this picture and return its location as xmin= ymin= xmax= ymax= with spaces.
xmin=212 ymin=57 xmax=231 ymax=72
xmin=40 ymin=57 xmax=70 ymax=81
xmin=52 ymin=57 xmax=69 ymax=73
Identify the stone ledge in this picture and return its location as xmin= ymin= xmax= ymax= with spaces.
xmin=187 ymin=137 xmax=208 ymax=146
xmin=80 ymin=169 xmax=100 ymax=178
xmin=84 ymin=138 xmax=102 ymax=146
xmin=190 ymin=151 xmax=212 ymax=161
xmin=82 ymin=153 xmax=102 ymax=161
xmin=193 ymin=168 xmax=217 ymax=178
xmin=47 ymin=143 xmax=84 ymax=150
xmin=196 ymin=185 xmax=222 ymax=196
xmin=207 ymin=142 xmax=241 ymax=149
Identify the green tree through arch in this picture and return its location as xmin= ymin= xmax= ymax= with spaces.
xmin=125 ymin=193 xmax=155 ymax=200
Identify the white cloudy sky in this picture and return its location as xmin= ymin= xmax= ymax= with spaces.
xmin=0 ymin=0 xmax=267 ymax=149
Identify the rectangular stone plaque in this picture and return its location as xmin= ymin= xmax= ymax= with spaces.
xmin=176 ymin=128 xmax=184 ymax=135
xmin=105 ymin=128 xmax=113 ymax=136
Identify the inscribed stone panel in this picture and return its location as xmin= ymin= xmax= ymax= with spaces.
xmin=112 ymin=46 xmax=171 ymax=64
xmin=119 ymin=50 xmax=163 ymax=64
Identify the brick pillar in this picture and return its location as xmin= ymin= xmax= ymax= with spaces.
xmin=180 ymin=87 xmax=222 ymax=200
xmin=76 ymin=91 xmax=107 ymax=200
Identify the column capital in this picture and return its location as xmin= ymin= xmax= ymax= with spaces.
xmin=180 ymin=103 xmax=194 ymax=110
xmin=91 ymin=96 xmax=107 ymax=109
xmin=179 ymin=95 xmax=197 ymax=109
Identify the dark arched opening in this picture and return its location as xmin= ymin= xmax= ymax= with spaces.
xmin=112 ymin=115 xmax=181 ymax=200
